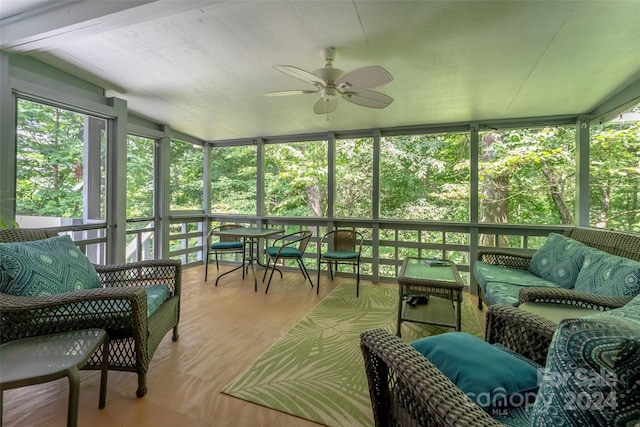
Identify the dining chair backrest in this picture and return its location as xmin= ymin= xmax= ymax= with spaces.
xmin=331 ymin=229 xmax=363 ymax=254
xmin=296 ymin=230 xmax=313 ymax=254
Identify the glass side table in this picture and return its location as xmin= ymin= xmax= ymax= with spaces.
xmin=0 ymin=329 xmax=109 ymax=427
xmin=396 ymin=257 xmax=464 ymax=337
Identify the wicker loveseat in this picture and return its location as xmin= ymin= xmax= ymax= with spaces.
xmin=360 ymin=298 xmax=640 ymax=426
xmin=474 ymin=227 xmax=640 ymax=315
xmin=0 ymin=228 xmax=182 ymax=397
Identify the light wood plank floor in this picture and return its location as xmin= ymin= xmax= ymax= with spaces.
xmin=2 ymin=263 xmax=486 ymax=427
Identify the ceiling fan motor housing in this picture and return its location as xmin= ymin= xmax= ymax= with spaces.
xmin=320 ymin=87 xmax=337 ymax=101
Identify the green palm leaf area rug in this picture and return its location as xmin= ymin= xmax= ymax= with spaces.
xmin=222 ymin=283 xmax=483 ymax=427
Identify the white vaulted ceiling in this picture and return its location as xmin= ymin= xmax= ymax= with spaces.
xmin=2 ymin=0 xmax=640 ymax=141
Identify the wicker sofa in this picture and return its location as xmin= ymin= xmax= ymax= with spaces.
xmin=474 ymin=227 xmax=640 ymax=315
xmin=0 ymin=228 xmax=182 ymax=397
xmin=360 ymin=298 xmax=640 ymax=426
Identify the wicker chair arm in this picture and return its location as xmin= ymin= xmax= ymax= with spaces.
xmin=0 ymin=286 xmax=148 ymax=344
xmin=485 ymin=304 xmax=556 ymax=366
xmin=477 ymin=249 xmax=535 ymax=271
xmin=360 ymin=328 xmax=501 ymax=427
xmin=518 ymin=286 xmax=631 ymax=310
xmin=95 ymin=259 xmax=181 ymax=296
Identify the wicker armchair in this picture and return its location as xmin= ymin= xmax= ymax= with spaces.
xmin=476 ymin=226 xmax=640 ymax=311
xmin=360 ymin=304 xmax=557 ymax=427
xmin=0 ymin=228 xmax=182 ymax=398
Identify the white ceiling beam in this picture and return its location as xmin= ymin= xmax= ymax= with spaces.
xmin=0 ymin=0 xmax=213 ymax=52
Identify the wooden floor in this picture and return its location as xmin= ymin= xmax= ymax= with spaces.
xmin=1 ymin=263 xmax=486 ymax=427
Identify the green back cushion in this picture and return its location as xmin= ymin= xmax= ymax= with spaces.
xmin=528 ymin=233 xmax=590 ymax=288
xmin=0 ymin=235 xmax=101 ymax=296
xmin=573 ymin=249 xmax=640 ymax=297
xmin=531 ymin=314 xmax=640 ymax=426
xmin=145 ymin=284 xmax=169 ymax=317
xmin=410 ymin=332 xmax=539 ymax=411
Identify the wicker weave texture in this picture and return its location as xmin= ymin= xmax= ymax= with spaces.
xmin=0 ymin=228 xmax=182 ymax=397
xmin=360 ymin=303 xmax=557 ymax=426
xmin=477 ymin=227 xmax=640 ymax=310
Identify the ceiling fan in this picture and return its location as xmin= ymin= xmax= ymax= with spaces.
xmin=263 ymin=47 xmax=394 ymax=114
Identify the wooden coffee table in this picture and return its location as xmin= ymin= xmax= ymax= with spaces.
xmin=396 ymin=257 xmax=464 ymax=337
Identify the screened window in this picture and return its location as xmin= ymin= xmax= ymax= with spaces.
xmin=126 ymin=135 xmax=156 ymax=263
xmin=15 ymin=98 xmax=107 ymax=228
xmin=127 ymin=135 xmax=155 ymax=218
xmin=380 ymin=133 xmax=470 ymax=221
xmin=264 ymin=140 xmax=327 ymax=217
xmin=210 ymin=145 xmax=257 ymax=215
xmin=335 ymin=138 xmax=373 ymax=218
xmin=589 ymin=108 xmax=640 ymax=232
xmin=170 ymin=139 xmax=203 ymax=211
xmin=478 ymin=127 xmax=576 ymax=228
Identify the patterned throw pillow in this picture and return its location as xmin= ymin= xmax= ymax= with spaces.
xmin=574 ymin=250 xmax=640 ymax=297
xmin=528 ymin=233 xmax=590 ymax=289
xmin=0 ymin=235 xmax=101 ymax=296
xmin=530 ymin=316 xmax=640 ymax=426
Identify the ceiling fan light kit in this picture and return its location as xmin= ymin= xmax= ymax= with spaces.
xmin=263 ymin=47 xmax=394 ymax=115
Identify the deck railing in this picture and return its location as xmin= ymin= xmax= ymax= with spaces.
xmin=168 ymin=214 xmax=568 ymax=293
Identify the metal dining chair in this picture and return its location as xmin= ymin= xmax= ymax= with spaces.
xmin=204 ymin=224 xmax=247 ymax=282
xmin=262 ymin=230 xmax=314 ymax=293
xmin=317 ymin=229 xmax=364 ymax=296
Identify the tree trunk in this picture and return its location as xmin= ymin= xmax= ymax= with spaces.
xmin=596 ymin=185 xmax=610 ymax=228
xmin=307 ymin=183 xmax=322 ymax=216
xmin=480 ymin=132 xmax=510 ymax=247
xmin=540 ymin=160 xmax=573 ymax=225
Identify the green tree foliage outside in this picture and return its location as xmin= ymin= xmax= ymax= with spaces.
xmin=170 ymin=139 xmax=203 ymax=211
xmin=16 ymin=99 xmax=105 ymax=220
xmin=127 ymin=135 xmax=155 ymax=219
xmin=264 ymin=141 xmax=327 ymax=217
xmin=210 ymin=145 xmax=257 ymax=215
xmin=14 ymin=98 xmax=640 ymax=236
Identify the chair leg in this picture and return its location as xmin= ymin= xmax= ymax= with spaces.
xmin=329 ymin=262 xmax=335 ymax=280
xmin=204 ymin=251 xmax=210 ymax=281
xmin=215 ymin=252 xmax=220 ymax=270
xmin=356 ymin=262 xmax=360 ymax=297
xmin=241 ymin=247 xmax=246 ymax=279
xmin=262 ymin=257 xmax=271 ymax=282
xmin=316 ymin=259 xmax=321 ymax=294
xmin=136 ymin=373 xmax=147 ymax=398
xmin=297 ymin=258 xmax=313 ymax=287
xmin=265 ymin=256 xmax=279 ymax=294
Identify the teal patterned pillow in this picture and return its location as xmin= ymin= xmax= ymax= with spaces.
xmin=574 ymin=250 xmax=640 ymax=297
xmin=531 ymin=316 xmax=640 ymax=426
xmin=528 ymin=233 xmax=590 ymax=289
xmin=0 ymin=235 xmax=101 ymax=296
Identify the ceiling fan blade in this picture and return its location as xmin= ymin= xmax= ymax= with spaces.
xmin=262 ymin=89 xmax=319 ymax=97
xmin=313 ymin=97 xmax=339 ymax=114
xmin=342 ymin=90 xmax=393 ymax=109
xmin=274 ymin=65 xmax=326 ymax=86
xmin=336 ymin=66 xmax=393 ymax=91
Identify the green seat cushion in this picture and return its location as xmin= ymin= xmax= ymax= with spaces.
xmin=0 ymin=235 xmax=101 ymax=296
xmin=531 ymin=315 xmax=640 ymax=426
xmin=210 ymin=241 xmax=244 ymax=250
xmin=322 ymin=250 xmax=358 ymax=260
xmin=411 ymin=332 xmax=539 ymax=411
xmin=528 ymin=233 xmax=590 ymax=289
xmin=145 ymin=284 xmax=169 ymax=317
xmin=266 ymin=246 xmax=302 ymax=258
xmin=474 ymin=261 xmax=558 ymax=306
xmin=574 ymin=249 xmax=640 ymax=297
